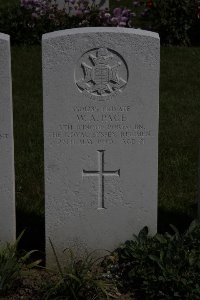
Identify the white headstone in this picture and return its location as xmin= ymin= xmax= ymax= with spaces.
xmin=0 ymin=33 xmax=15 ymax=244
xmin=43 ymin=27 xmax=160 ymax=266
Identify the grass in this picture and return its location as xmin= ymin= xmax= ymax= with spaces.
xmin=11 ymin=46 xmax=45 ymax=254
xmin=0 ymin=0 xmax=17 ymax=9
xmin=159 ymin=48 xmax=200 ymax=216
xmin=158 ymin=48 xmax=200 ymax=231
xmin=12 ymin=46 xmax=43 ymax=216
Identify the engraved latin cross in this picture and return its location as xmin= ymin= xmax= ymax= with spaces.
xmin=82 ymin=150 xmax=120 ymax=209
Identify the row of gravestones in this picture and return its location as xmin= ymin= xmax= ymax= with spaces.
xmin=0 ymin=28 xmax=159 ymax=267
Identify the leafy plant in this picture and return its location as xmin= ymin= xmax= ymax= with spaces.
xmin=0 ymin=1 xmax=134 ymax=45
xmin=0 ymin=231 xmax=41 ymax=295
xmin=105 ymin=220 xmax=200 ymax=299
xmin=42 ymin=239 xmax=119 ymax=299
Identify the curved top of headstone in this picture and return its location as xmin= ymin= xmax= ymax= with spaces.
xmin=42 ymin=27 xmax=159 ymax=41
xmin=0 ymin=33 xmax=9 ymax=41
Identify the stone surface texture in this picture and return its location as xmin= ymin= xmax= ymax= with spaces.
xmin=43 ymin=27 xmax=160 ymax=266
xmin=0 ymin=33 xmax=15 ymax=244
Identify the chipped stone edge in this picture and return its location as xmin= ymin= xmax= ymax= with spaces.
xmin=0 ymin=33 xmax=10 ymax=41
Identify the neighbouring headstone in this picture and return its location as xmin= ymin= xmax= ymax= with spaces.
xmin=43 ymin=27 xmax=160 ymax=266
xmin=0 ymin=33 xmax=15 ymax=244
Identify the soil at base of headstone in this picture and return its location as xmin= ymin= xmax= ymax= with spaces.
xmin=1 ymin=269 xmax=135 ymax=300
xmin=0 ymin=269 xmax=49 ymax=300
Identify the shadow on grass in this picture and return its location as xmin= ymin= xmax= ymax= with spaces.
xmin=158 ymin=207 xmax=196 ymax=234
xmin=16 ymin=208 xmax=45 ymax=265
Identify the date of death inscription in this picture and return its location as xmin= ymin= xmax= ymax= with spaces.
xmin=48 ymin=105 xmax=152 ymax=146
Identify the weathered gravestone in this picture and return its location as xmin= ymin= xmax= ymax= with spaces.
xmin=43 ymin=27 xmax=160 ymax=266
xmin=0 ymin=33 xmax=15 ymax=244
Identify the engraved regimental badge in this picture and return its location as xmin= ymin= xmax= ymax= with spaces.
xmin=75 ymin=48 xmax=128 ymax=100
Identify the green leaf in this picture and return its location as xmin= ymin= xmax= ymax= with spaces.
xmin=169 ymin=224 xmax=180 ymax=236
xmin=155 ymin=234 xmax=167 ymax=244
xmin=188 ymin=219 xmax=199 ymax=234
